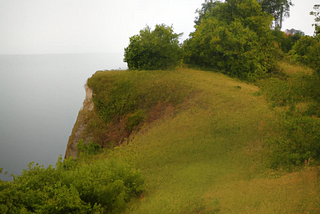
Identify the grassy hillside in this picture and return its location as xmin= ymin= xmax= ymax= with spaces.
xmin=84 ymin=67 xmax=320 ymax=213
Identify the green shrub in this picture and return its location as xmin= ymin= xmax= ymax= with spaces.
xmin=126 ymin=110 xmax=146 ymax=133
xmin=271 ymin=30 xmax=302 ymax=54
xmin=0 ymin=156 xmax=144 ymax=213
xmin=77 ymin=139 xmax=102 ymax=156
xmin=289 ymin=36 xmax=317 ymax=65
xmin=124 ymin=24 xmax=182 ymax=70
xmin=183 ymin=0 xmax=278 ymax=81
xmin=306 ymin=41 xmax=320 ymax=75
xmin=268 ymin=116 xmax=320 ymax=169
xmin=258 ymin=67 xmax=320 ymax=169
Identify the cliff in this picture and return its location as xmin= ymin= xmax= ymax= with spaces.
xmin=65 ymin=84 xmax=94 ymax=159
xmin=63 ymin=67 xmax=320 ymax=212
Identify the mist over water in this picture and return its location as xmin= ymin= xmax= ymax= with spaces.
xmin=0 ymin=53 xmax=126 ymax=181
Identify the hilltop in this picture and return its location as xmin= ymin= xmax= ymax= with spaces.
xmin=65 ymin=66 xmax=320 ymax=213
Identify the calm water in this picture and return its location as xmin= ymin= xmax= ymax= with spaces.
xmin=0 ymin=53 xmax=126 ymax=181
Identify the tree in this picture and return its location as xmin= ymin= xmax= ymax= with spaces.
xmin=184 ymin=0 xmax=277 ymax=81
xmin=270 ymin=29 xmax=304 ymax=54
xmin=307 ymin=42 xmax=320 ymax=75
xmin=124 ymin=24 xmax=182 ymax=70
xmin=195 ymin=0 xmax=293 ymax=30
xmin=289 ymin=35 xmax=320 ymax=75
xmin=310 ymin=4 xmax=320 ymax=35
xmin=257 ymin=0 xmax=293 ymax=29
xmin=194 ymin=0 xmax=221 ymax=26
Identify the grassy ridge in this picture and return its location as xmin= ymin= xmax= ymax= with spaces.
xmin=86 ymin=69 xmax=194 ymax=147
xmin=3 ymin=61 xmax=319 ymax=213
xmin=87 ymin=67 xmax=320 ymax=213
xmin=114 ymin=70 xmax=272 ymax=213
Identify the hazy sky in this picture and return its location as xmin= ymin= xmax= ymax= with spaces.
xmin=0 ymin=0 xmax=318 ymax=55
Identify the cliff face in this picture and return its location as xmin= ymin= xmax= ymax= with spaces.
xmin=65 ymin=84 xmax=94 ymax=159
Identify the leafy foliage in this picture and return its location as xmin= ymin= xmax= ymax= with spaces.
xmin=124 ymin=24 xmax=182 ymax=70
xmin=306 ymin=41 xmax=320 ymax=75
xmin=126 ymin=109 xmax=146 ymax=133
xmin=258 ymin=0 xmax=293 ymax=29
xmin=194 ymin=0 xmax=220 ymax=26
xmin=271 ymin=29 xmax=303 ymax=53
xmin=77 ymin=139 xmax=102 ymax=156
xmin=310 ymin=4 xmax=320 ymax=35
xmin=289 ymin=36 xmax=317 ymax=64
xmin=0 ymin=156 xmax=144 ymax=213
xmin=268 ymin=116 xmax=320 ymax=169
xmin=258 ymin=67 xmax=320 ymax=169
xmin=86 ymin=70 xmax=192 ymax=147
xmin=289 ymin=35 xmax=320 ymax=75
xmin=184 ymin=0 xmax=277 ymax=81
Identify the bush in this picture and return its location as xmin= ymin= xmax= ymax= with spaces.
xmin=289 ymin=35 xmax=320 ymax=76
xmin=268 ymin=117 xmax=320 ymax=169
xmin=126 ymin=109 xmax=146 ymax=133
xmin=183 ymin=0 xmax=278 ymax=81
xmin=0 ymin=156 xmax=144 ymax=213
xmin=271 ymin=30 xmax=302 ymax=54
xmin=257 ymin=67 xmax=320 ymax=169
xmin=77 ymin=139 xmax=101 ymax=156
xmin=124 ymin=24 xmax=182 ymax=70
xmin=289 ymin=36 xmax=317 ymax=64
xmin=306 ymin=41 xmax=320 ymax=75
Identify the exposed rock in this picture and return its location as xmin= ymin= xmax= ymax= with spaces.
xmin=64 ymin=84 xmax=94 ymax=159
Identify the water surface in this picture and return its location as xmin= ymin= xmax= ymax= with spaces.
xmin=0 ymin=53 xmax=126 ymax=181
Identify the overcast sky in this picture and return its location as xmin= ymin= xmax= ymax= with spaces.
xmin=0 ymin=0 xmax=318 ymax=55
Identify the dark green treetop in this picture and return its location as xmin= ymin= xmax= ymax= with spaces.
xmin=124 ymin=24 xmax=182 ymax=70
xmin=184 ymin=0 xmax=278 ymax=81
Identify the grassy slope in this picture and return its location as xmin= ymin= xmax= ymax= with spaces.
xmin=93 ymin=68 xmax=320 ymax=213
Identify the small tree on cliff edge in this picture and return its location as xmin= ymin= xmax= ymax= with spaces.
xmin=124 ymin=24 xmax=182 ymax=70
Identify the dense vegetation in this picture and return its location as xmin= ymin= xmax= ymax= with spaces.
xmin=86 ymin=69 xmax=192 ymax=148
xmin=124 ymin=0 xmax=320 ymax=80
xmin=257 ymin=63 xmax=320 ymax=169
xmin=82 ymin=66 xmax=320 ymax=212
xmin=2 ymin=0 xmax=320 ymax=213
xmin=183 ymin=0 xmax=278 ymax=81
xmin=0 ymin=144 xmax=143 ymax=214
xmin=289 ymin=35 xmax=320 ymax=74
xmin=124 ymin=24 xmax=182 ymax=70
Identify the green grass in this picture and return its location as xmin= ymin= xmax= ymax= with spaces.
xmin=85 ymin=69 xmax=194 ymax=147
xmin=79 ymin=67 xmax=320 ymax=213
xmin=256 ymin=63 xmax=320 ymax=169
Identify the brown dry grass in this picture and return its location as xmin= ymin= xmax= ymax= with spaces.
xmin=279 ymin=61 xmax=314 ymax=75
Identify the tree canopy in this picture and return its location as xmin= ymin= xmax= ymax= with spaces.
xmin=184 ymin=0 xmax=277 ymax=81
xmin=257 ymin=0 xmax=293 ymax=29
xmin=194 ymin=0 xmax=221 ymax=26
xmin=195 ymin=0 xmax=293 ymax=30
xmin=124 ymin=24 xmax=182 ymax=70
xmin=310 ymin=4 xmax=320 ymax=35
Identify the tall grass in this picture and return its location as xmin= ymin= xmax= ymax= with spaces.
xmin=257 ymin=63 xmax=320 ymax=169
xmin=86 ymin=67 xmax=320 ymax=213
xmin=85 ymin=69 xmax=193 ymax=147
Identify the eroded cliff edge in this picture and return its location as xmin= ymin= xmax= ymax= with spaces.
xmin=65 ymin=84 xmax=94 ymax=159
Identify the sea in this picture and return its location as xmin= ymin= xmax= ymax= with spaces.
xmin=0 ymin=53 xmax=127 ymax=181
